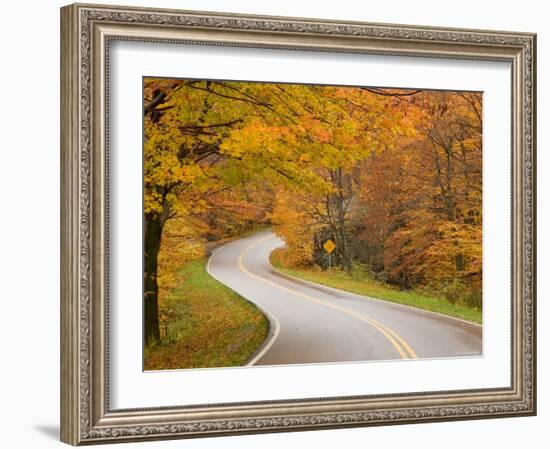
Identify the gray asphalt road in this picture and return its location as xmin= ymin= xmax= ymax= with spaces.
xmin=207 ymin=230 xmax=482 ymax=366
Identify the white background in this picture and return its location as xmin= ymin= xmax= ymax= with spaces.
xmin=0 ymin=0 xmax=546 ymax=448
xmin=111 ymin=43 xmax=510 ymax=408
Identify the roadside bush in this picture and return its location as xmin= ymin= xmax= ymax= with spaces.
xmin=440 ymin=279 xmax=468 ymax=305
xmin=440 ymin=279 xmax=481 ymax=309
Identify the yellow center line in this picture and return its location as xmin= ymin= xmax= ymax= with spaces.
xmin=238 ymin=235 xmax=417 ymax=360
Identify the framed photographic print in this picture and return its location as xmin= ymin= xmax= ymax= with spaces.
xmin=60 ymin=3 xmax=536 ymax=445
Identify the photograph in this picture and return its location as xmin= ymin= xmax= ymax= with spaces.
xmin=143 ymin=78 xmax=483 ymax=371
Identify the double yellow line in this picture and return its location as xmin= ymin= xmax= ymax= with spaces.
xmin=238 ymin=235 xmax=417 ymax=360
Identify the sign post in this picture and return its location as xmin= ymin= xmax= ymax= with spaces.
xmin=323 ymin=239 xmax=336 ymax=270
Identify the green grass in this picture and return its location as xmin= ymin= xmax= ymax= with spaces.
xmin=144 ymin=259 xmax=269 ymax=370
xmin=270 ymin=250 xmax=482 ymax=324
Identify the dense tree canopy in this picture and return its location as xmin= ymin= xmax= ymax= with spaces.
xmin=143 ymin=78 xmax=482 ymax=344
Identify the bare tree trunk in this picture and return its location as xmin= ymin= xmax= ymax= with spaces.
xmin=325 ymin=168 xmax=353 ymax=272
xmin=144 ymin=213 xmax=163 ymax=345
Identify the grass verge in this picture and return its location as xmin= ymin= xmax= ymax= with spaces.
xmin=270 ymin=250 xmax=482 ymax=324
xmin=144 ymin=259 xmax=269 ymax=370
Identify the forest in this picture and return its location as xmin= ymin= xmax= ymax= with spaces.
xmin=143 ymin=77 xmax=482 ymax=354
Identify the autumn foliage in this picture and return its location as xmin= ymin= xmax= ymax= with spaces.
xmin=143 ymin=79 xmax=482 ymax=344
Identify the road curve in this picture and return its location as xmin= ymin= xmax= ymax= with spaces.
xmin=207 ymin=230 xmax=482 ymax=366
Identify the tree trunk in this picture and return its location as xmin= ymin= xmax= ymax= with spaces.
xmin=144 ymin=213 xmax=163 ymax=345
xmin=333 ymin=168 xmax=352 ymax=272
xmin=455 ymin=253 xmax=465 ymax=272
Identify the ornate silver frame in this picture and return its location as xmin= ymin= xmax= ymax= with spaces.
xmin=60 ymin=3 xmax=536 ymax=445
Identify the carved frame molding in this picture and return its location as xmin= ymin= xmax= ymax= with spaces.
xmin=61 ymin=3 xmax=536 ymax=445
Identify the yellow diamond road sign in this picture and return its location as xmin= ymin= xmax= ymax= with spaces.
xmin=323 ymin=239 xmax=336 ymax=254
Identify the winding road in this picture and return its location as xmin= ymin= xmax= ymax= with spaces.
xmin=207 ymin=230 xmax=482 ymax=366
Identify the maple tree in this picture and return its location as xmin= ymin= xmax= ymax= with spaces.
xmin=143 ymin=78 xmax=482 ymax=345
